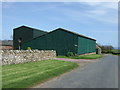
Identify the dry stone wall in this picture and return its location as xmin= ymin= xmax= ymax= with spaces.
xmin=1 ymin=50 xmax=56 ymax=65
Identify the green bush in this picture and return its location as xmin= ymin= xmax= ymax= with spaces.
xmin=27 ymin=47 xmax=31 ymax=50
xmin=66 ymin=52 xmax=74 ymax=57
xmin=111 ymin=49 xmax=120 ymax=55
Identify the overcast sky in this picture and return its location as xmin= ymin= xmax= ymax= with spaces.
xmin=2 ymin=2 xmax=118 ymax=47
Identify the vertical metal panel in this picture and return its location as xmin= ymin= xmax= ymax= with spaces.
xmin=77 ymin=36 xmax=96 ymax=54
xmin=22 ymin=29 xmax=78 ymax=55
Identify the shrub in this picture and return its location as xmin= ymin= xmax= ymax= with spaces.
xmin=66 ymin=52 xmax=74 ymax=57
xmin=27 ymin=47 xmax=31 ymax=50
xmin=111 ymin=49 xmax=120 ymax=55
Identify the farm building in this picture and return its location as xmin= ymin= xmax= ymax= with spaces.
xmin=0 ymin=40 xmax=13 ymax=50
xmin=13 ymin=26 xmax=48 ymax=50
xmin=13 ymin=26 xmax=97 ymax=55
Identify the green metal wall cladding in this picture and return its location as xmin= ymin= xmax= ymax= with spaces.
xmin=22 ymin=29 xmax=78 ymax=55
xmin=13 ymin=26 xmax=47 ymax=50
xmin=21 ymin=28 xmax=96 ymax=55
xmin=13 ymin=26 xmax=33 ymax=50
xmin=78 ymin=37 xmax=96 ymax=54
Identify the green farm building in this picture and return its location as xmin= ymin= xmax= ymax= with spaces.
xmin=13 ymin=26 xmax=96 ymax=55
xmin=13 ymin=26 xmax=48 ymax=50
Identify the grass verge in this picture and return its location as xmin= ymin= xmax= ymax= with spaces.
xmin=2 ymin=60 xmax=78 ymax=88
xmin=57 ymin=54 xmax=103 ymax=59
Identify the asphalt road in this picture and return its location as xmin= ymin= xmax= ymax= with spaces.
xmin=34 ymin=55 xmax=118 ymax=88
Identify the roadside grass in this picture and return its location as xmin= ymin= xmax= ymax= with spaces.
xmin=2 ymin=60 xmax=78 ymax=88
xmin=57 ymin=54 xmax=103 ymax=59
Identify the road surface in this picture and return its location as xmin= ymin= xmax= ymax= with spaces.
xmin=33 ymin=55 xmax=118 ymax=88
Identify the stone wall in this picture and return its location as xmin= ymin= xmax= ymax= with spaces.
xmin=1 ymin=50 xmax=56 ymax=65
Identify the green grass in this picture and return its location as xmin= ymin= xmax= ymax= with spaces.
xmin=2 ymin=60 xmax=78 ymax=88
xmin=57 ymin=54 xmax=103 ymax=59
